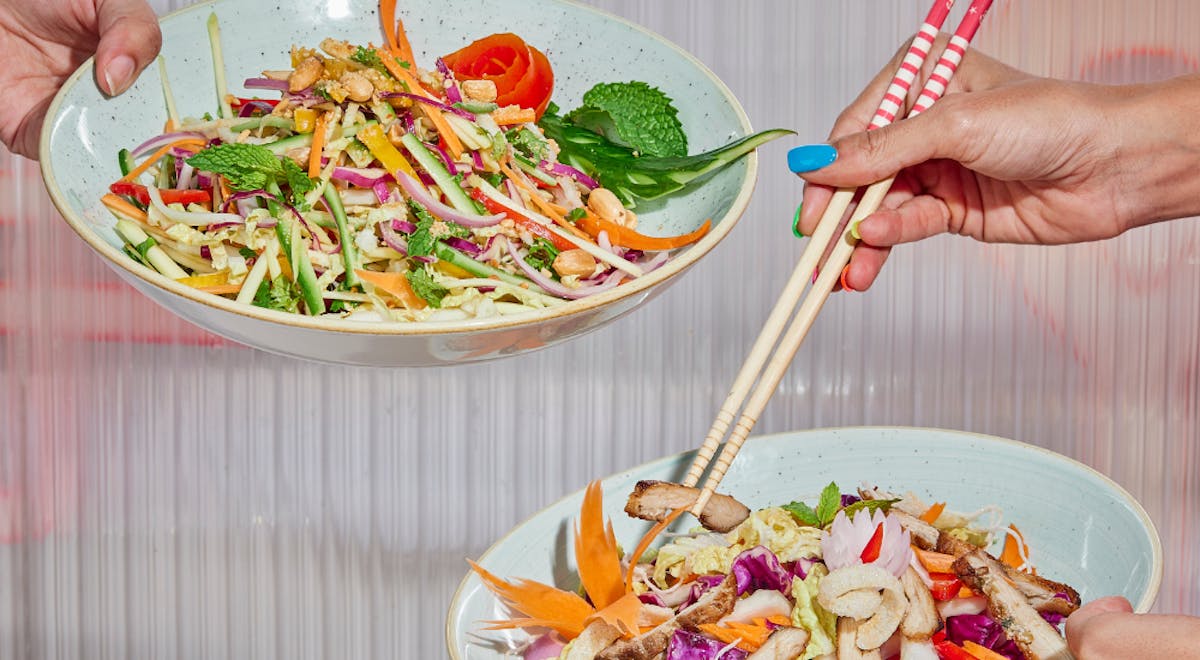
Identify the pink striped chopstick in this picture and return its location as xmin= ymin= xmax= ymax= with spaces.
xmin=680 ymin=0 xmax=960 ymax=494
xmin=687 ymin=0 xmax=996 ymax=516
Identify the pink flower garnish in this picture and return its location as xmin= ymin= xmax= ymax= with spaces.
xmin=820 ymin=509 xmax=912 ymax=577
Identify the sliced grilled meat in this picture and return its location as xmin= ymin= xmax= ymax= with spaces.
xmin=900 ymin=567 xmax=940 ymax=640
xmin=596 ymin=575 xmax=737 ymax=660
xmin=625 ymin=481 xmax=751 ymax=533
xmin=746 ymin=626 xmax=810 ymax=659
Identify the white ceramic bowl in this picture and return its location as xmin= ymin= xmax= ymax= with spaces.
xmin=446 ymin=427 xmax=1162 ymax=658
xmin=41 ymin=0 xmax=760 ymax=366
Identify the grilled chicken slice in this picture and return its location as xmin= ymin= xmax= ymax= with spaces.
xmin=625 ymin=481 xmax=751 ymax=533
xmin=596 ymin=575 xmax=738 ymax=660
xmin=1004 ymin=569 xmax=1081 ymax=616
xmin=564 ymin=621 xmax=623 ymax=660
xmin=837 ymin=618 xmax=883 ymax=660
xmin=934 ymin=531 xmax=979 ymax=558
xmin=953 ymin=551 xmax=1075 ymax=660
xmin=900 ymin=567 xmax=940 ymax=640
xmin=890 ymin=512 xmax=940 ymax=551
xmin=747 ymin=626 xmax=810 ymax=659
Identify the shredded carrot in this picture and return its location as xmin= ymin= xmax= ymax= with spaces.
xmin=958 ymin=585 xmax=976 ymax=598
xmin=697 ymin=618 xmax=781 ymax=652
xmin=392 ymin=16 xmax=417 ymax=69
xmin=355 ymin=269 xmax=426 ymax=309
xmin=468 ymin=560 xmax=594 ymax=639
xmin=574 ymin=481 xmax=625 ymax=610
xmin=377 ymin=49 xmax=466 ymax=159
xmin=913 ymin=547 xmax=957 ymax=574
xmin=308 ymin=113 xmax=328 ymax=178
xmin=120 ymin=138 xmax=207 ymax=183
xmin=624 ymin=507 xmax=687 ymax=594
xmin=492 ymin=106 xmax=536 ymax=126
xmin=999 ymin=525 xmax=1028 ymax=570
xmin=499 ymin=160 xmax=591 ymax=240
xmin=962 ymin=640 xmax=1012 ymax=660
xmin=920 ymin=502 xmax=946 ymax=525
xmin=585 ymin=592 xmax=643 ymax=639
xmin=101 ymin=193 xmax=149 ymax=222
xmin=379 ymin=0 xmax=399 ymax=53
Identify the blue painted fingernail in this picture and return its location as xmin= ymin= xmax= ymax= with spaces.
xmin=787 ymin=144 xmax=838 ymax=174
xmin=792 ymin=203 xmax=804 ymax=238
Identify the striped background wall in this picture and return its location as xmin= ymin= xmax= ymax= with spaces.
xmin=1 ymin=1 xmax=1197 ymax=657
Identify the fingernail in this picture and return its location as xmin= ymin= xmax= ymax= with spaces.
xmin=792 ymin=203 xmax=804 ymax=238
xmin=104 ymin=55 xmax=136 ymax=95
xmin=787 ymin=144 xmax=838 ymax=174
xmin=812 ymin=268 xmax=818 ymax=284
xmin=840 ymin=265 xmax=856 ymax=292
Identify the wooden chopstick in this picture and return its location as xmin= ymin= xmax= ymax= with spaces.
xmin=686 ymin=0 xmax=996 ymax=516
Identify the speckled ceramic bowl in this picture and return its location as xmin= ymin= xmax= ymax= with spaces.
xmin=41 ymin=0 xmax=760 ymax=367
xmin=447 ymin=427 xmax=1162 ymax=658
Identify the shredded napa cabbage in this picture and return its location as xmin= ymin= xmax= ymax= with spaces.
xmin=790 ymin=564 xmax=837 ymax=660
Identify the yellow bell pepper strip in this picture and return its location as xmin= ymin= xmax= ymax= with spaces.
xmin=579 ymin=212 xmax=712 ymax=252
xmin=357 ymin=124 xmax=418 ymax=180
xmin=294 ymin=108 xmax=317 ymax=133
xmin=177 ymin=271 xmax=230 ymax=289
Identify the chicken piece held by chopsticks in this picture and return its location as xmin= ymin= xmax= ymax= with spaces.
xmin=624 ymin=481 xmax=751 ymax=533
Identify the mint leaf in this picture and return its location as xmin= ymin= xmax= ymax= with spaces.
xmin=507 ymin=127 xmax=549 ymax=162
xmin=816 ymin=482 xmax=841 ymax=527
xmin=350 ymin=46 xmax=385 ymax=72
xmin=524 ymin=238 xmax=559 ymax=272
xmin=841 ymin=499 xmax=900 ymax=519
xmin=187 ymin=143 xmax=284 ymax=191
xmin=782 ymin=501 xmax=821 ymax=527
xmin=281 ymin=158 xmax=315 ymax=209
xmin=405 ymin=200 xmax=467 ymax=258
xmin=406 ymin=268 xmax=448 ymax=308
xmin=566 ymin=208 xmax=587 ymax=222
xmin=567 ymin=81 xmax=687 ymax=158
xmin=238 ymin=247 xmax=258 ymax=260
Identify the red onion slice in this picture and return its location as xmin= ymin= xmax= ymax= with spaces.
xmin=503 ymin=238 xmax=625 ymax=300
xmin=540 ymin=160 xmax=599 ymax=190
xmin=394 ymin=172 xmax=504 ymax=229
xmin=131 ymin=131 xmax=206 ymax=157
xmin=380 ymin=92 xmax=475 ymax=121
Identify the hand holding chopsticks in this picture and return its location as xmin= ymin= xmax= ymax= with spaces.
xmin=684 ymin=0 xmax=996 ymax=517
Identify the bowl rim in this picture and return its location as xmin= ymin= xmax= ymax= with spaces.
xmin=39 ymin=0 xmax=759 ymax=338
xmin=444 ymin=425 xmax=1165 ymax=657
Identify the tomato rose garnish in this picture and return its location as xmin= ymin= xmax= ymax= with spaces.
xmin=442 ymin=33 xmax=554 ymax=118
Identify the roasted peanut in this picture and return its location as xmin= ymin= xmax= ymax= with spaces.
xmin=587 ymin=188 xmax=625 ymax=222
xmin=552 ymin=250 xmax=597 ymax=278
xmin=614 ymin=209 xmax=638 ymax=230
xmin=288 ymin=57 xmax=324 ymax=93
xmin=340 ymin=71 xmax=374 ymax=102
xmin=461 ymin=79 xmax=498 ymax=103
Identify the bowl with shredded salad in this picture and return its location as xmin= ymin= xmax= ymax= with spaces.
xmin=446 ymin=427 xmax=1161 ymax=659
xmin=40 ymin=0 xmax=789 ymax=366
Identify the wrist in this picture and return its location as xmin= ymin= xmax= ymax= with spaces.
xmin=1110 ymin=74 xmax=1200 ymax=230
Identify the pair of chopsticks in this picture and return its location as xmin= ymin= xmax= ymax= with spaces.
xmin=682 ymin=0 xmax=996 ymax=515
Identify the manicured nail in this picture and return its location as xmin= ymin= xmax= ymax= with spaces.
xmin=792 ymin=203 xmax=804 ymax=238
xmin=104 ymin=55 xmax=136 ymax=96
xmin=839 ymin=265 xmax=856 ymax=292
xmin=812 ymin=268 xmax=818 ymax=284
xmin=787 ymin=144 xmax=838 ymax=174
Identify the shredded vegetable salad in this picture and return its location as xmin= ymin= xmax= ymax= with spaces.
xmin=101 ymin=4 xmax=790 ymax=322
xmin=472 ymin=481 xmax=1083 ymax=660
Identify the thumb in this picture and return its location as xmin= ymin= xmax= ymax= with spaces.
xmin=94 ymin=0 xmax=162 ymax=96
xmin=790 ymin=98 xmax=970 ymax=189
xmin=1065 ymin=596 xmax=1134 ymax=643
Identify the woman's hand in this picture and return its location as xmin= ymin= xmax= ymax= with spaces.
xmin=1065 ymin=596 xmax=1200 ymax=658
xmin=794 ymin=38 xmax=1200 ymax=291
xmin=0 ymin=0 xmax=161 ymax=159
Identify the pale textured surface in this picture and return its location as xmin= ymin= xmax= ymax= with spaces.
xmin=1 ymin=1 xmax=1198 ymax=658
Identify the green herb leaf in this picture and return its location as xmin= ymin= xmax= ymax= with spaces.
xmin=566 ymin=208 xmax=587 ymax=222
xmin=841 ymin=499 xmax=900 ymax=519
xmin=252 ymin=277 xmax=301 ymax=314
xmin=238 ymin=247 xmax=258 ymax=260
xmin=782 ymin=501 xmax=821 ymax=527
xmin=406 ymin=268 xmax=448 ymax=308
xmin=524 ymin=238 xmax=559 ymax=272
xmin=281 ymin=158 xmax=315 ymax=209
xmin=566 ymin=81 xmax=688 ymax=158
xmin=816 ymin=482 xmax=841 ymax=527
xmin=350 ymin=46 xmax=384 ymax=71
xmin=186 ymin=143 xmax=284 ymax=191
xmin=507 ymin=127 xmax=549 ymax=162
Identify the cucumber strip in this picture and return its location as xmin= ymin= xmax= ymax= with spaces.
xmin=512 ymin=153 xmax=557 ymax=186
xmin=157 ymin=57 xmax=181 ymax=128
xmin=118 ymin=149 xmax=135 ymax=176
xmin=114 ymin=219 xmax=188 ymax=279
xmin=155 ymin=154 xmax=175 ymax=189
xmin=206 ymin=14 xmax=233 ymax=119
xmin=454 ymin=101 xmax=499 ymax=114
xmin=235 ymin=239 xmax=279 ymax=305
xmin=263 ymin=121 xmax=378 ymax=155
xmin=231 ymin=116 xmax=295 ymax=133
xmin=432 ymin=241 xmax=542 ymax=292
xmin=323 ymin=185 xmax=361 ymax=289
xmin=398 ymin=132 xmax=478 ymax=214
xmin=267 ymin=186 xmax=324 ymax=315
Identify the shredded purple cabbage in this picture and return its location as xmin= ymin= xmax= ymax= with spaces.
xmin=945 ymin=614 xmax=1023 ymax=659
xmin=841 ymin=494 xmax=861 ymax=507
xmin=666 ymin=629 xmax=748 ymax=660
xmin=730 ymin=546 xmax=792 ymax=596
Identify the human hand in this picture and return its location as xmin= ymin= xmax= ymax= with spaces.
xmin=792 ymin=38 xmax=1200 ymax=291
xmin=1065 ymin=596 xmax=1200 ymax=658
xmin=0 ymin=0 xmax=161 ymax=159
